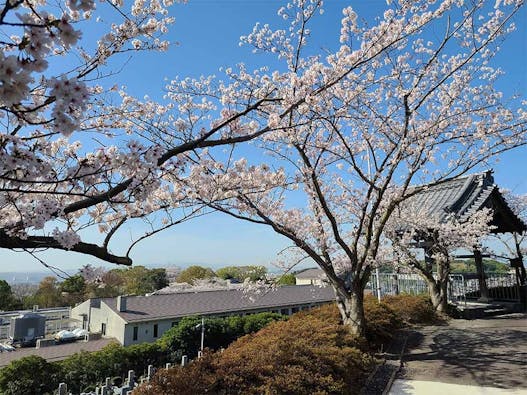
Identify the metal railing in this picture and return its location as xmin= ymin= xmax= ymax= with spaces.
xmin=367 ymin=273 xmax=428 ymax=297
xmin=366 ymin=272 xmax=521 ymax=304
xmin=463 ymin=272 xmax=520 ymax=301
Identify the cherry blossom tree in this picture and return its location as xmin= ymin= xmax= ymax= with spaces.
xmin=2 ymin=0 xmax=526 ymax=335
xmin=0 ymin=0 xmax=287 ymax=264
xmin=387 ymin=207 xmax=492 ymax=312
xmin=184 ymin=0 xmax=527 ymax=334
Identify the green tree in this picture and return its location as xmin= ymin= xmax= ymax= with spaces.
xmin=176 ymin=266 xmax=216 ymax=285
xmin=59 ymin=274 xmax=86 ymax=306
xmin=276 ymin=273 xmax=296 ymax=285
xmin=105 ymin=266 xmax=169 ymax=295
xmin=0 ymin=355 xmax=60 ymax=395
xmin=0 ymin=280 xmax=21 ymax=311
xmin=215 ymin=266 xmax=241 ymax=281
xmin=120 ymin=266 xmax=151 ymax=295
xmin=146 ymin=268 xmax=169 ymax=290
xmin=89 ymin=269 xmax=125 ymax=298
xmin=216 ymin=265 xmax=267 ymax=282
xmin=60 ymin=274 xmax=86 ymax=294
xmin=450 ymin=259 xmax=510 ymax=274
xmin=34 ymin=276 xmax=63 ymax=308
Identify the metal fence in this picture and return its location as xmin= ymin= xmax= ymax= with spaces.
xmin=366 ymin=272 xmax=521 ymax=304
xmin=367 ymin=273 xmax=428 ymax=297
xmin=458 ymin=272 xmax=520 ymax=301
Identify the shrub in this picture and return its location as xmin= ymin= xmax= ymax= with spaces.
xmin=215 ymin=313 xmax=375 ymax=395
xmin=58 ymin=342 xmax=167 ymax=393
xmin=363 ymin=295 xmax=402 ymax=347
xmin=381 ymin=294 xmax=436 ymax=324
xmin=137 ymin=307 xmax=375 ymax=395
xmin=158 ymin=312 xmax=285 ymax=359
xmin=58 ymin=345 xmax=126 ymax=393
xmin=0 ymin=355 xmax=60 ymax=395
xmin=134 ymin=351 xmax=219 ymax=395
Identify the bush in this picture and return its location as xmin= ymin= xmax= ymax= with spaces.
xmin=134 ymin=351 xmax=219 ymax=395
xmin=59 ymin=345 xmax=125 ymax=393
xmin=137 ymin=307 xmax=375 ymax=395
xmin=216 ymin=313 xmax=375 ymax=394
xmin=381 ymin=294 xmax=436 ymax=324
xmin=0 ymin=355 xmax=60 ymax=395
xmin=363 ymin=296 xmax=403 ymax=348
xmin=57 ymin=342 xmax=167 ymax=393
xmin=158 ymin=312 xmax=285 ymax=359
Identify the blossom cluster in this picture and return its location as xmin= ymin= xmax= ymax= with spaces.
xmin=0 ymin=0 xmax=525 ymax=273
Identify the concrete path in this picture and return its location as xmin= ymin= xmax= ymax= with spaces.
xmin=390 ymin=380 xmax=527 ymax=394
xmin=389 ymin=313 xmax=527 ymax=394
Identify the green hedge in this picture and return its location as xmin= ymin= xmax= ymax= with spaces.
xmin=158 ymin=312 xmax=285 ymax=358
xmin=0 ymin=312 xmax=285 ymax=394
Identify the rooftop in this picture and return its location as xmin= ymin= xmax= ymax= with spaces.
xmin=0 ymin=338 xmax=115 ymax=367
xmin=405 ymin=171 xmax=526 ymax=233
xmin=100 ymin=285 xmax=335 ymax=323
xmin=294 ymin=268 xmax=327 ymax=279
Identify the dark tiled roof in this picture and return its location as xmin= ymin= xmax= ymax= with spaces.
xmin=102 ymin=285 xmax=335 ymax=323
xmin=295 ymin=268 xmax=326 ymax=279
xmin=405 ymin=171 xmax=526 ymax=233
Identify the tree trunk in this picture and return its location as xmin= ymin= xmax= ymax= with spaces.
xmin=334 ymin=286 xmax=365 ymax=337
xmin=426 ymin=278 xmax=448 ymax=313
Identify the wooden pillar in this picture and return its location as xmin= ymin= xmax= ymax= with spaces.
xmin=474 ymin=247 xmax=490 ymax=302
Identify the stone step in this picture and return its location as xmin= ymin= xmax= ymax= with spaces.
xmin=458 ymin=302 xmax=521 ymax=319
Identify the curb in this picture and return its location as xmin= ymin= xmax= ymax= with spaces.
xmin=381 ymin=333 xmax=409 ymax=395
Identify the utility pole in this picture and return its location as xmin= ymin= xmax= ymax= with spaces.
xmin=200 ymin=317 xmax=205 ymax=352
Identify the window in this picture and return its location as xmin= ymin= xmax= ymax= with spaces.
xmin=280 ymin=308 xmax=289 ymax=315
xmin=133 ymin=326 xmax=138 ymax=341
xmin=101 ymin=323 xmax=106 ymax=335
xmin=171 ymin=321 xmax=178 ymax=327
xmin=153 ymin=324 xmax=158 ymax=338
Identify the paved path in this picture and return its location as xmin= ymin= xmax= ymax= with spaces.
xmin=389 ymin=313 xmax=527 ymax=394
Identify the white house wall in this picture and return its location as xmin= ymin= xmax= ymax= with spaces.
xmin=70 ymin=300 xmax=91 ymax=329
xmin=72 ymin=300 xmax=127 ymax=344
xmin=123 ymin=318 xmax=175 ymax=346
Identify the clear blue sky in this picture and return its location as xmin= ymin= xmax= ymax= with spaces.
xmin=1 ymin=0 xmax=526 ymax=273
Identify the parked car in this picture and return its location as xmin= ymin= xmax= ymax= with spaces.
xmin=0 ymin=343 xmax=15 ymax=352
xmin=72 ymin=328 xmax=89 ymax=339
xmin=54 ymin=330 xmax=77 ymax=343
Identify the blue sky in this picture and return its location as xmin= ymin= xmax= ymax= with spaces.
xmin=1 ymin=0 xmax=526 ymax=273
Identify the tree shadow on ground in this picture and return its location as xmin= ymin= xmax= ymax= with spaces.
xmin=401 ymin=325 xmax=527 ymax=389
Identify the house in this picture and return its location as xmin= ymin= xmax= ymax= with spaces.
xmin=294 ymin=268 xmax=327 ymax=286
xmin=71 ymin=285 xmax=335 ymax=346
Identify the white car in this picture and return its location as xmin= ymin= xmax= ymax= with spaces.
xmin=54 ymin=330 xmax=77 ymax=343
xmin=0 ymin=343 xmax=15 ymax=352
xmin=71 ymin=328 xmax=89 ymax=339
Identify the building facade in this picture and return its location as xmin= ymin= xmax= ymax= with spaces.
xmin=71 ymin=285 xmax=335 ymax=346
